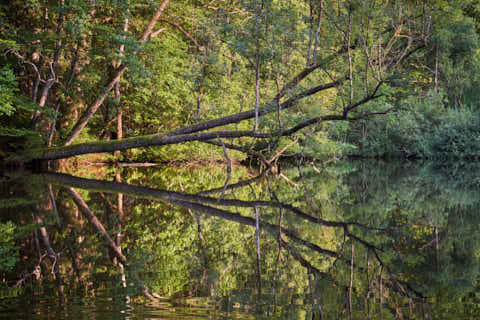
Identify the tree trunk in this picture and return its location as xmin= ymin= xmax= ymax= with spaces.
xmin=64 ymin=0 xmax=169 ymax=146
xmin=27 ymin=80 xmax=341 ymax=161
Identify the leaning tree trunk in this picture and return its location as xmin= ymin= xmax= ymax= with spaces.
xmin=21 ymin=79 xmax=389 ymax=162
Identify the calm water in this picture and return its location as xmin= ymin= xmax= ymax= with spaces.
xmin=1 ymin=160 xmax=480 ymax=319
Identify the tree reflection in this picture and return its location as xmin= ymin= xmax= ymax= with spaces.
xmin=42 ymin=171 xmax=427 ymax=314
xmin=1 ymin=162 xmax=480 ymax=318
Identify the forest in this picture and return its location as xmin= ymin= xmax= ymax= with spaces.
xmin=0 ymin=0 xmax=479 ymax=164
xmin=1 ymin=0 xmax=480 ymax=319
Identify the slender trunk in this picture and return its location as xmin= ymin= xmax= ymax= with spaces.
xmin=32 ymin=57 xmax=44 ymax=103
xmin=422 ymin=0 xmax=426 ymax=38
xmin=312 ymin=0 xmax=324 ymax=64
xmin=347 ymin=3 xmax=354 ymax=105
xmin=195 ymin=89 xmax=202 ymax=123
xmin=195 ymin=212 xmax=204 ymax=246
xmin=116 ymin=171 xmax=124 ymax=221
xmin=38 ymin=80 xmax=54 ymax=108
xmin=269 ymin=208 xmax=283 ymax=315
xmin=306 ymin=0 xmax=314 ymax=66
xmin=115 ymin=17 xmax=129 ymax=157
xmin=379 ymin=266 xmax=384 ymax=316
xmin=31 ymin=80 xmax=54 ymax=126
xmin=194 ymin=210 xmax=209 ymax=293
xmin=47 ymin=103 xmax=61 ymax=148
xmin=378 ymin=32 xmax=382 ymax=77
xmin=434 ymin=44 xmax=438 ymax=93
xmin=365 ymin=251 xmax=371 ymax=317
xmin=31 ymin=6 xmax=49 ymax=104
xmin=313 ymin=271 xmax=323 ymax=319
xmin=32 ymin=0 xmax=65 ymax=126
xmin=254 ymin=42 xmax=260 ymax=132
xmin=115 ymin=170 xmax=127 ymax=289
xmin=308 ymin=271 xmax=315 ymax=317
xmin=253 ymin=0 xmax=263 ymax=132
xmin=434 ymin=221 xmax=439 ymax=270
xmin=115 ymin=171 xmax=124 ymax=257
xmin=218 ymin=139 xmax=232 ymax=199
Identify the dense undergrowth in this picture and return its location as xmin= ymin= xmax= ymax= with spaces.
xmin=331 ymin=91 xmax=480 ymax=160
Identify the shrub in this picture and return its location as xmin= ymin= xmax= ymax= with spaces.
xmin=422 ymin=108 xmax=480 ymax=159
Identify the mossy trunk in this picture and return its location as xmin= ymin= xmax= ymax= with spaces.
xmin=24 ymin=130 xmax=265 ymax=161
xmin=21 ymin=80 xmax=340 ymax=162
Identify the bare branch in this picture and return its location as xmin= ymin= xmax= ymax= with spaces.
xmin=159 ymin=18 xmax=202 ymax=50
xmin=167 ymin=80 xmax=340 ymax=137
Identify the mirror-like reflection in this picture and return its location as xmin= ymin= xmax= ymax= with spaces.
xmin=1 ymin=160 xmax=480 ymax=319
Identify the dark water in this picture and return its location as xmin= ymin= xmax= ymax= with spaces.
xmin=1 ymin=160 xmax=480 ymax=319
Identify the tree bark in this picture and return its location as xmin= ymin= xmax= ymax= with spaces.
xmin=312 ymin=0 xmax=324 ymax=64
xmin=27 ymin=91 xmax=382 ymax=163
xmin=28 ymin=80 xmax=344 ymax=161
xmin=254 ymin=207 xmax=262 ymax=296
xmin=115 ymin=17 xmax=129 ymax=158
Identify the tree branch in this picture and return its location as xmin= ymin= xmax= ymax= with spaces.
xmin=64 ymin=0 xmax=170 ymax=146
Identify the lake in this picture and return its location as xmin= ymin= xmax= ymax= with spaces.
xmin=1 ymin=160 xmax=480 ymax=319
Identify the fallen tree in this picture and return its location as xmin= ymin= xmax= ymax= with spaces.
xmin=24 ymin=77 xmax=395 ymax=161
xmin=4 ymin=1 xmax=432 ymax=163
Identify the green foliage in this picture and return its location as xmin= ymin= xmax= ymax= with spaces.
xmin=0 ymin=197 xmax=36 ymax=208
xmin=4 ymin=0 xmax=480 ymax=317
xmin=431 ymin=20 xmax=480 ymax=108
xmin=2 ymin=159 xmax=480 ymax=318
xmin=0 ymin=221 xmax=19 ymax=272
xmin=337 ymin=159 xmax=480 ymax=299
xmin=0 ymin=66 xmax=18 ymax=116
xmin=340 ymin=90 xmax=480 ymax=159
xmin=3 ymin=0 xmax=473 ymax=164
xmin=331 ymin=3 xmax=480 ymax=160
xmin=422 ymin=107 xmax=480 ymax=159
xmin=0 ymin=65 xmax=42 ymax=157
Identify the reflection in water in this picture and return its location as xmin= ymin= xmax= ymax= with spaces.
xmin=1 ymin=160 xmax=480 ymax=319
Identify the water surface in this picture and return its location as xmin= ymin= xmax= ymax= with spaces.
xmin=1 ymin=160 xmax=480 ymax=319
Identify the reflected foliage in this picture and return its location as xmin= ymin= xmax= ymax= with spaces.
xmin=1 ymin=160 xmax=480 ymax=319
